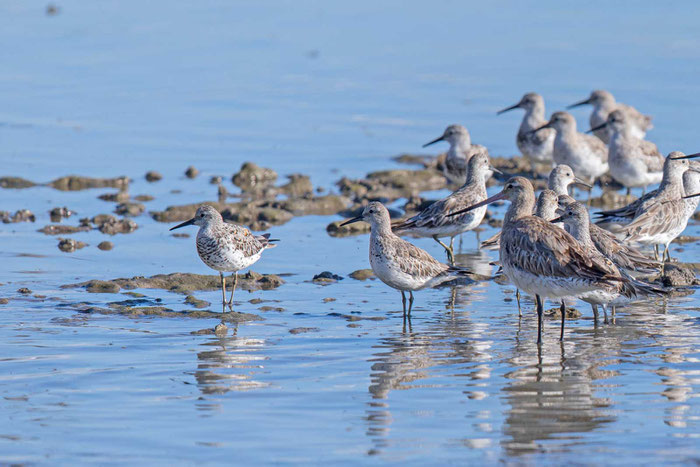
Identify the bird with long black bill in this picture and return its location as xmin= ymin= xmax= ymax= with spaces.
xmin=170 ymin=205 xmax=277 ymax=307
xmin=423 ymin=124 xmax=489 ymax=186
xmin=448 ymin=177 xmax=626 ymax=344
xmin=341 ymin=202 xmax=472 ymax=316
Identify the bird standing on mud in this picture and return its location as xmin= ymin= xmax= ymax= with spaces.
xmin=170 ymin=205 xmax=277 ymax=308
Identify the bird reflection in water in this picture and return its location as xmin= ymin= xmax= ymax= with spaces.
xmin=365 ymin=304 xmax=493 ymax=455
xmin=502 ymin=338 xmax=616 ymax=455
xmin=192 ymin=324 xmax=270 ymax=402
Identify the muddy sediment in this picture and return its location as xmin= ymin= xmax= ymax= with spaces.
xmin=57 ymin=238 xmax=87 ymax=252
xmin=71 ymin=302 xmax=263 ymax=323
xmin=51 ymin=175 xmax=129 ymax=191
xmin=0 ymin=176 xmax=36 ymax=189
xmin=1 ymin=209 xmax=36 ymax=223
xmin=62 ymin=271 xmax=284 ymax=295
xmin=349 ymin=269 xmax=374 ymax=280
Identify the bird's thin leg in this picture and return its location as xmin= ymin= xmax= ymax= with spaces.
xmin=611 ymin=306 xmax=616 ymax=324
xmin=602 ymin=304 xmax=609 ymax=324
xmin=654 ymin=245 xmax=660 ymax=261
xmin=227 ymin=272 xmax=237 ymax=305
xmin=663 ymin=244 xmax=671 ymax=263
xmin=591 ymin=304 xmax=599 ymax=325
xmin=516 ymin=289 xmax=522 ymax=318
xmin=408 ymin=291 xmax=414 ymax=316
xmin=626 ymin=187 xmax=631 ymax=196
xmin=536 ymin=295 xmax=544 ymax=346
xmin=433 ymin=235 xmax=454 ymax=265
xmin=449 ymin=236 xmax=455 ymax=258
xmin=559 ymin=301 xmax=566 ymax=342
xmin=220 ymin=272 xmax=226 ymax=305
xmin=641 ymin=187 xmax=646 ymax=196
xmin=401 ymin=291 xmax=407 ymax=316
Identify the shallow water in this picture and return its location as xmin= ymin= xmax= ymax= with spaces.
xmin=2 ymin=1 xmax=700 ymax=464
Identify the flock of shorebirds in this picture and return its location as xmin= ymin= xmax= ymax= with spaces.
xmin=171 ymin=90 xmax=700 ymax=345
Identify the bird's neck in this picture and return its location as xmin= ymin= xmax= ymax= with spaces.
xmin=523 ymin=104 xmax=546 ymax=127
xmin=567 ymin=220 xmax=593 ymax=247
xmin=505 ymin=193 xmax=535 ymax=224
xmin=548 ymin=179 xmax=569 ymax=197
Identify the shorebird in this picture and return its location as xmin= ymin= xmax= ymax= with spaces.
xmin=449 ymin=177 xmax=624 ymax=343
xmin=423 ymin=124 xmax=489 ymax=186
xmin=497 ymin=92 xmax=554 ymax=164
xmin=341 ymin=202 xmax=472 ymax=315
xmin=533 ymin=111 xmax=609 ymax=186
xmin=558 ymin=195 xmax=659 ymax=274
xmin=550 ymin=202 xmax=658 ymax=321
xmin=548 ymin=164 xmax=593 ymax=196
xmin=170 ymin=205 xmax=277 ymax=306
xmin=568 ymin=89 xmax=653 ymax=144
xmin=392 ymin=151 xmax=498 ymax=265
xmin=480 ymin=165 xmax=590 ymax=252
xmin=594 ymin=161 xmax=700 ymax=232
xmin=481 ymin=189 xmax=563 ymax=316
xmin=589 ymin=110 xmax=664 ymax=194
xmin=620 ymin=152 xmax=700 ymax=263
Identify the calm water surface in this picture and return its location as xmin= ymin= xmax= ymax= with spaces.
xmin=1 ymin=1 xmax=700 ymax=464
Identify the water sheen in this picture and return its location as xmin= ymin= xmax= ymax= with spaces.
xmin=1 ymin=1 xmax=700 ymax=464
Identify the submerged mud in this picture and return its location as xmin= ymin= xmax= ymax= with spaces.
xmin=62 ymin=271 xmax=284 ymax=295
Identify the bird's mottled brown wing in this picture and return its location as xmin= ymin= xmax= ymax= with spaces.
xmin=596 ymin=189 xmax=657 ymax=220
xmin=624 ymin=199 xmax=687 ymax=240
xmin=590 ymin=223 xmax=659 ymax=272
xmin=621 ymin=103 xmax=653 ymax=131
xmin=639 ymin=140 xmax=664 ymax=172
xmin=224 ymin=224 xmax=266 ymax=257
xmin=389 ymin=236 xmax=449 ymax=279
xmin=502 ymin=216 xmax=618 ymax=281
xmin=393 ymin=186 xmax=484 ymax=232
xmin=529 ymin=127 xmax=555 ymax=146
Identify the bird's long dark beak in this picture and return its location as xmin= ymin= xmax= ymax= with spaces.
xmin=573 ymin=177 xmax=593 ymax=189
xmin=549 ymin=215 xmax=565 ymax=224
xmin=497 ymin=103 xmax=521 ymax=115
xmin=683 ymin=192 xmax=700 ymax=199
xmin=422 ymin=134 xmax=445 ymax=148
xmin=340 ymin=216 xmax=364 ymax=226
xmin=448 ymin=191 xmax=507 ymax=217
xmin=527 ymin=122 xmax=550 ymax=135
xmin=567 ymin=98 xmax=591 ymax=109
xmin=587 ymin=122 xmax=608 ymax=134
xmin=170 ymin=218 xmax=196 ymax=231
xmin=670 ymin=152 xmax=700 ymax=160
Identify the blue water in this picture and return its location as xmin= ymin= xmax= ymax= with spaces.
xmin=1 ymin=1 xmax=700 ymax=464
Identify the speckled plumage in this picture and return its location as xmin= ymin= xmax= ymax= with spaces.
xmin=392 ymin=152 xmax=494 ymax=262
xmin=171 ymin=205 xmax=276 ymax=306
xmin=601 ymin=110 xmax=664 ymax=191
xmin=553 ymin=202 xmax=658 ymax=314
xmin=570 ymin=89 xmax=653 ymax=144
xmin=540 ymin=112 xmax=608 ymax=183
xmin=558 ymin=195 xmax=659 ymax=273
xmin=621 ymin=153 xmax=697 ymax=253
xmin=344 ymin=202 xmax=471 ymax=314
xmin=498 ymin=92 xmax=555 ymax=163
